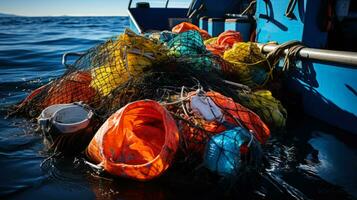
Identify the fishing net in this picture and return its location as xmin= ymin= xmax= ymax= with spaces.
xmin=223 ymin=42 xmax=273 ymax=88
xmin=166 ymin=90 xmax=270 ymax=158
xmin=167 ymin=30 xmax=219 ymax=72
xmin=205 ymin=30 xmax=243 ymax=56
xmin=237 ymin=90 xmax=287 ymax=131
xmin=172 ymin=22 xmax=211 ymax=40
xmin=86 ymin=29 xmax=168 ymax=97
xmin=13 ymin=29 xmax=169 ymax=117
xmin=14 ymin=71 xmax=96 ymax=118
xmin=147 ymin=30 xmax=178 ymax=44
xmin=11 ymin=28 xmax=273 ymax=181
xmin=204 ymin=127 xmax=263 ymax=176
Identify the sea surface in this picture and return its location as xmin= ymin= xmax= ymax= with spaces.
xmin=0 ymin=16 xmax=356 ymax=200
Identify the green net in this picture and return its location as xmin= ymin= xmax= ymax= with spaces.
xmin=167 ymin=30 xmax=218 ymax=72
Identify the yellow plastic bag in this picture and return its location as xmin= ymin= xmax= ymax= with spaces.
xmin=90 ymin=29 xmax=168 ymax=96
xmin=237 ymin=90 xmax=287 ymax=130
xmin=223 ymin=42 xmax=272 ymax=88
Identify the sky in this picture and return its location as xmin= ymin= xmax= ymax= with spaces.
xmin=0 ymin=0 xmax=130 ymax=16
xmin=0 ymin=0 xmax=191 ymax=16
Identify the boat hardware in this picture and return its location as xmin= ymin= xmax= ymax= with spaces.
xmin=259 ymin=43 xmax=357 ymax=68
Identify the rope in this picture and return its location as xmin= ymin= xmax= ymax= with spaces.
xmin=282 ymin=44 xmax=305 ymax=71
xmin=285 ymin=0 xmax=298 ymax=19
xmin=265 ymin=40 xmax=305 ymax=71
xmin=241 ymin=1 xmax=257 ymax=16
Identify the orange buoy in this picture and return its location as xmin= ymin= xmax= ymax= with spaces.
xmin=86 ymin=100 xmax=179 ymax=181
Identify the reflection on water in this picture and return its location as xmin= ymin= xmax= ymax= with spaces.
xmin=300 ymin=132 xmax=357 ymax=197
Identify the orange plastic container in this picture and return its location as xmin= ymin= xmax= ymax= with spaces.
xmin=86 ymin=100 xmax=179 ymax=181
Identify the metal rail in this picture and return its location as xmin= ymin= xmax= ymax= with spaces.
xmin=258 ymin=43 xmax=357 ymax=67
xmin=62 ymin=52 xmax=85 ymax=68
xmin=129 ymin=0 xmax=171 ymax=8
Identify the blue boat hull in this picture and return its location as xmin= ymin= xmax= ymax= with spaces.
xmin=255 ymin=0 xmax=357 ymax=133
xmin=127 ymin=0 xmax=357 ymax=133
xmin=128 ymin=7 xmax=188 ymax=33
xmin=287 ymin=60 xmax=357 ymax=133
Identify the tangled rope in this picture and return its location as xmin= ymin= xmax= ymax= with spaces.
xmin=265 ymin=40 xmax=306 ymax=71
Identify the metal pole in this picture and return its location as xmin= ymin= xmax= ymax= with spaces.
xmin=258 ymin=43 xmax=357 ymax=67
xmin=165 ymin=0 xmax=170 ymax=8
xmin=128 ymin=0 xmax=133 ymax=9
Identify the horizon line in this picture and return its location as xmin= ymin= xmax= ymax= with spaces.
xmin=0 ymin=12 xmax=128 ymax=17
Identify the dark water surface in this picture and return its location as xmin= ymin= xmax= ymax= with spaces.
xmin=0 ymin=17 xmax=356 ymax=200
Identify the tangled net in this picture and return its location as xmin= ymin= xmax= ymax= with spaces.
xmin=11 ymin=28 xmax=280 ymax=181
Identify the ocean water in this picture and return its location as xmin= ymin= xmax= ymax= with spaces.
xmin=0 ymin=17 xmax=356 ymax=200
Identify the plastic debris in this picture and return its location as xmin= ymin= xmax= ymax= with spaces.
xmin=90 ymin=29 xmax=168 ymax=96
xmin=237 ymin=90 xmax=287 ymax=130
xmin=167 ymin=30 xmax=218 ymax=72
xmin=190 ymin=93 xmax=223 ymax=122
xmin=13 ymin=26 xmax=290 ymax=183
xmin=223 ymin=42 xmax=272 ymax=88
xmin=86 ymin=100 xmax=179 ymax=181
xmin=204 ymin=127 xmax=261 ymax=176
xmin=169 ymin=90 xmax=270 ymax=155
xmin=172 ymin=22 xmax=211 ymax=40
xmin=38 ymin=102 xmax=93 ymax=135
xmin=205 ymin=30 xmax=243 ymax=56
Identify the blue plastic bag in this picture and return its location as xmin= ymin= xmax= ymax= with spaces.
xmin=203 ymin=127 xmax=252 ymax=176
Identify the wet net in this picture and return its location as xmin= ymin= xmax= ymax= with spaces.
xmin=167 ymin=30 xmax=220 ymax=72
xmin=12 ymin=29 xmax=169 ymax=117
xmin=237 ymin=90 xmax=287 ymax=131
xmin=222 ymin=42 xmax=273 ymax=89
xmin=11 ymin=28 xmax=273 ymax=180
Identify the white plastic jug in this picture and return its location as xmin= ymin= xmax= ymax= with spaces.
xmin=190 ymin=94 xmax=223 ymax=122
xmin=38 ymin=103 xmax=93 ymax=134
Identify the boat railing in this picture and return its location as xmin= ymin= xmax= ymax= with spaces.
xmin=128 ymin=0 xmax=191 ymax=9
xmin=259 ymin=44 xmax=357 ymax=68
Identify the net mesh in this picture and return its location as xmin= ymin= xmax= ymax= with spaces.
xmin=167 ymin=30 xmax=219 ymax=72
xmin=165 ymin=90 xmax=270 ymax=163
xmin=11 ymin=28 xmax=275 ymax=179
xmin=222 ymin=42 xmax=273 ymax=88
xmin=13 ymin=29 xmax=169 ymax=117
xmin=237 ymin=90 xmax=287 ymax=131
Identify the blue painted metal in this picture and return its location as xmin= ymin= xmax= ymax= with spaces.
xmin=224 ymin=18 xmax=251 ymax=41
xmin=288 ymin=60 xmax=357 ymax=133
xmin=188 ymin=0 xmax=246 ymax=18
xmin=199 ymin=16 xmax=208 ymax=31
xmin=207 ymin=18 xmax=225 ymax=37
xmin=127 ymin=0 xmax=357 ymax=133
xmin=255 ymin=1 xmax=357 ymax=133
xmin=255 ymin=0 xmax=328 ymax=48
xmin=128 ymin=7 xmax=188 ymax=33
